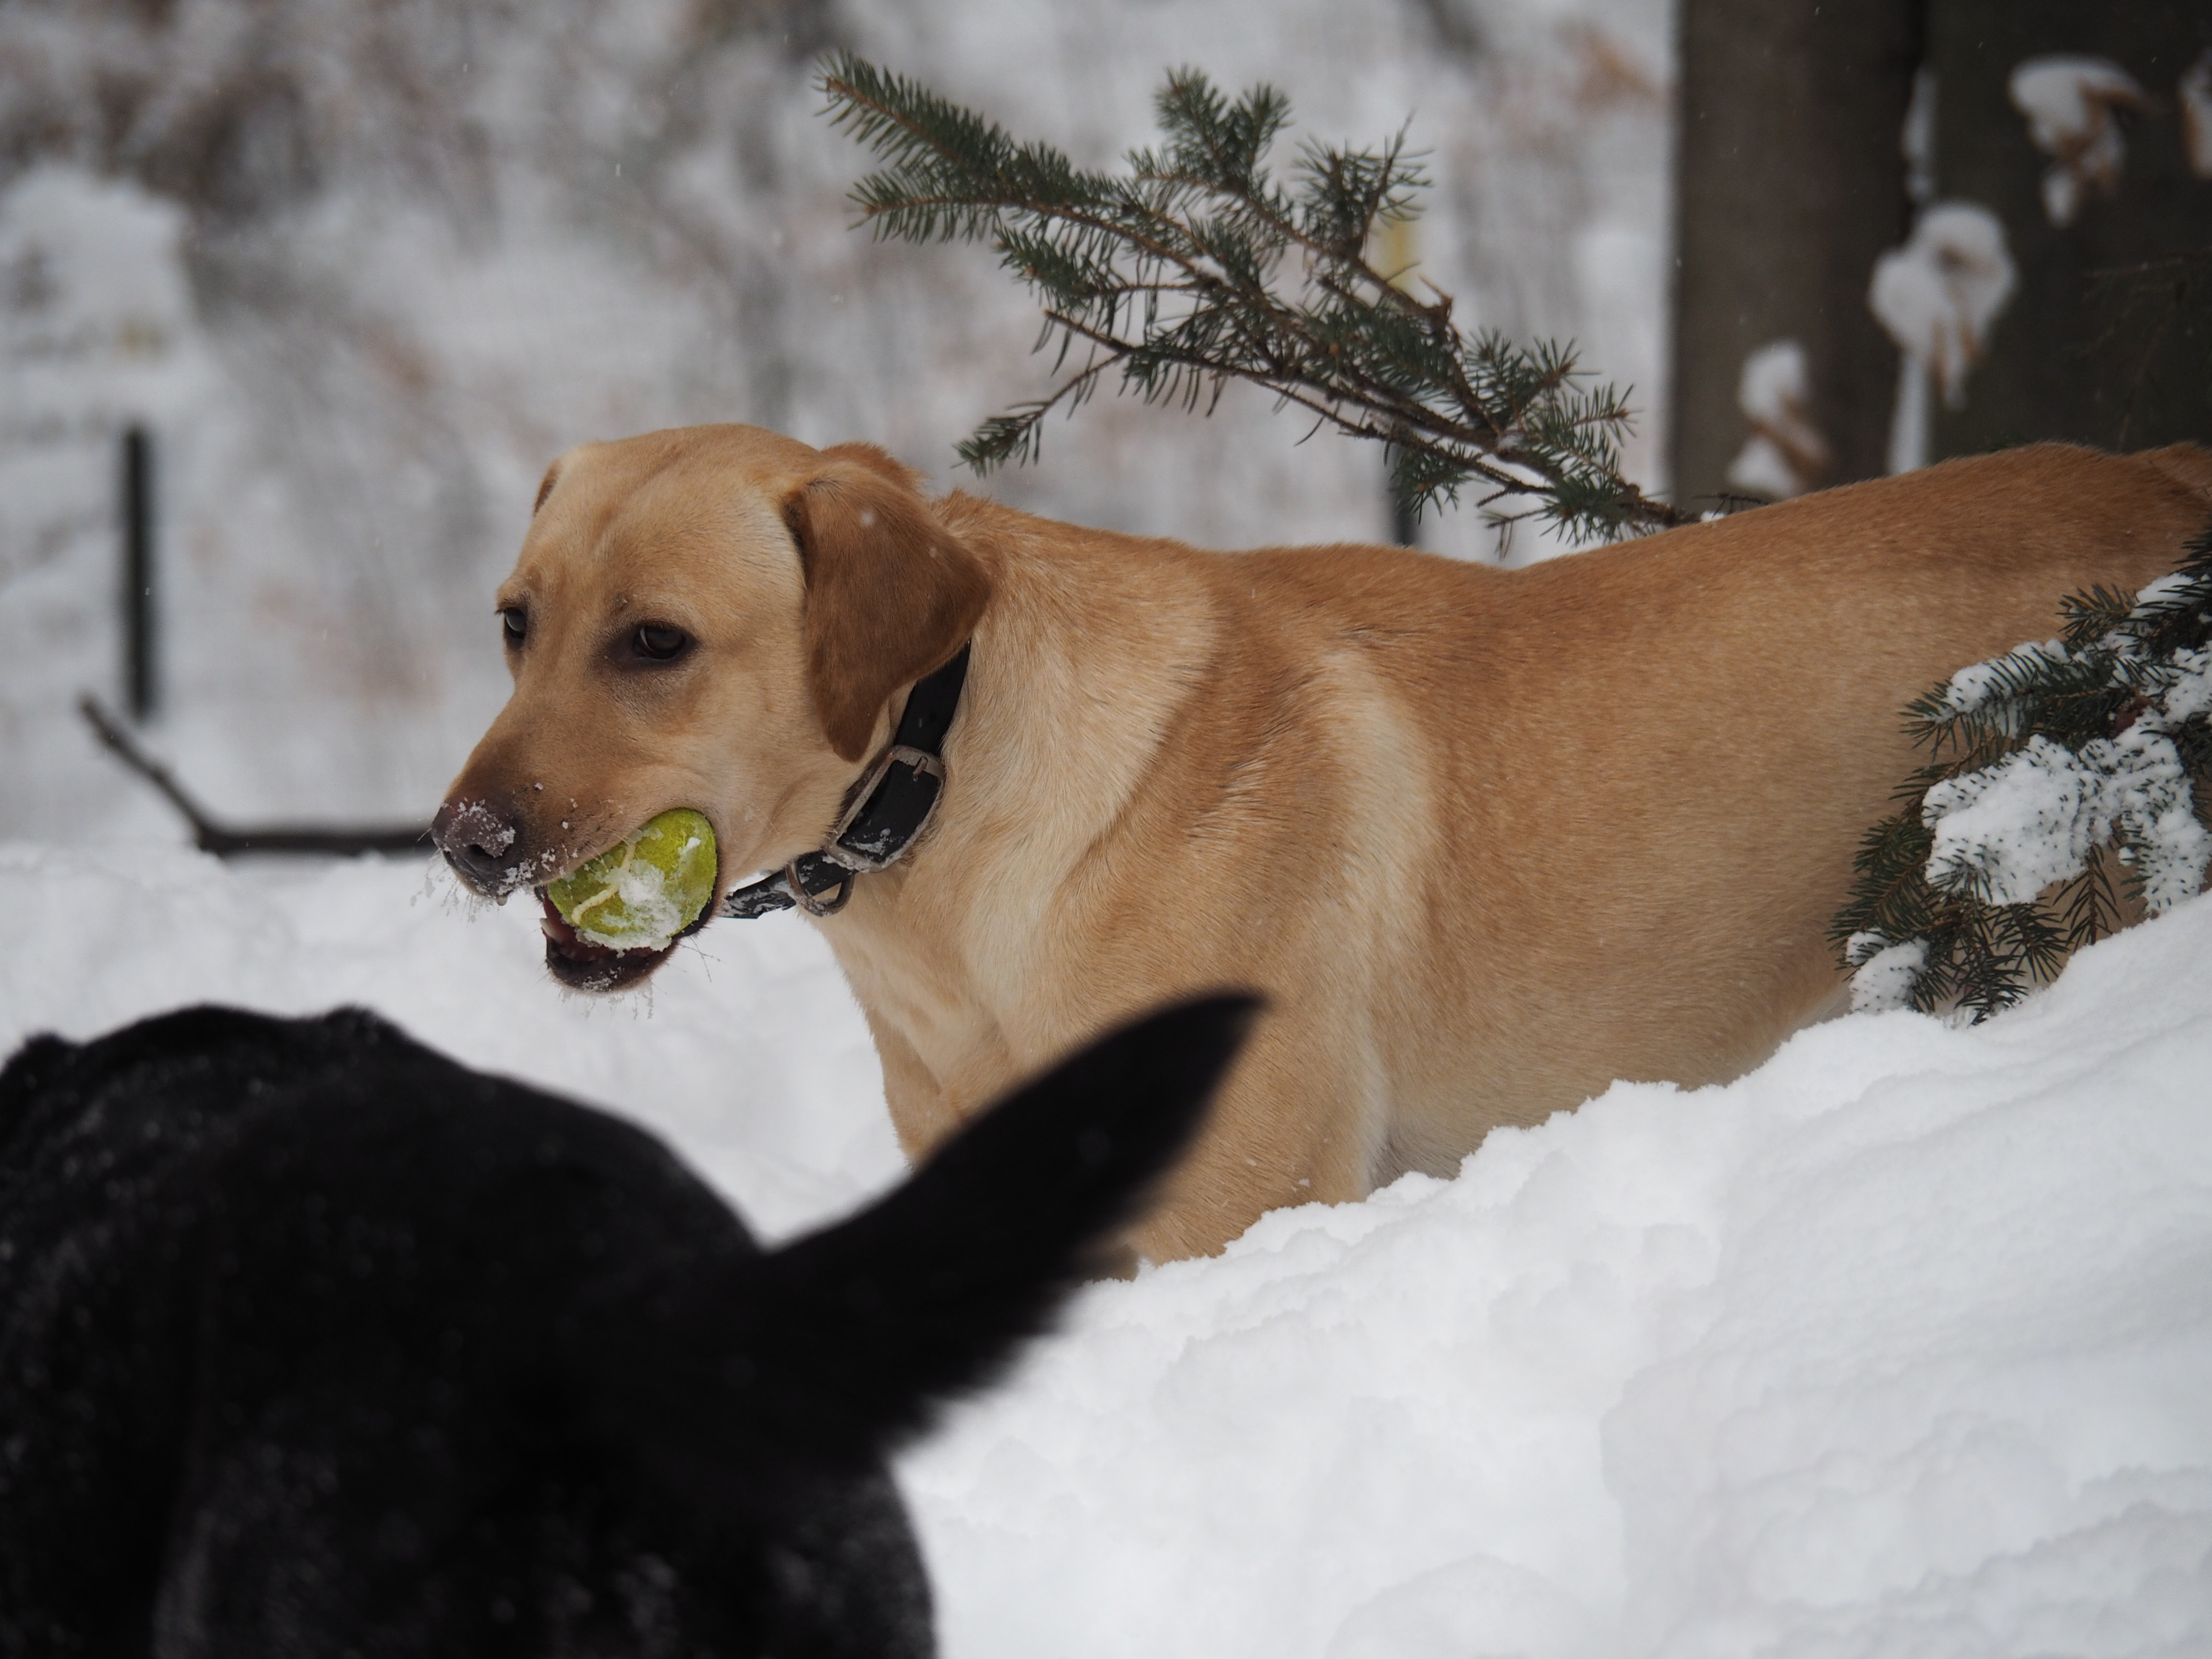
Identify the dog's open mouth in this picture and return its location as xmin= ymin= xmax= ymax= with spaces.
xmin=537 ymin=893 xmax=681 ymax=992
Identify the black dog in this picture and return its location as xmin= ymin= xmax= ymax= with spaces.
xmin=0 ymin=996 xmax=1252 ymax=1658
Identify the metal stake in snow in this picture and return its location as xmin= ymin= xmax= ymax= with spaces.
xmin=120 ymin=423 xmax=156 ymax=722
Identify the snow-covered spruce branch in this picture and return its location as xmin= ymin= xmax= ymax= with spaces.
xmin=818 ymin=54 xmax=1689 ymax=545
xmin=1833 ymin=527 xmax=2212 ymax=1021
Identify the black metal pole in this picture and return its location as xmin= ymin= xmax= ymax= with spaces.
xmin=121 ymin=424 xmax=156 ymax=721
xmin=1386 ymin=446 xmax=1418 ymax=548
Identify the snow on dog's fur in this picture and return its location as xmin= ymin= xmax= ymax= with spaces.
xmin=0 ymin=995 xmax=1252 ymax=1657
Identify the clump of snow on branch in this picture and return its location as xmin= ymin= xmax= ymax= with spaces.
xmin=2007 ymin=56 xmax=2148 ymax=228
xmin=1868 ymin=203 xmax=2016 ymax=410
xmin=1726 ymin=338 xmax=1829 ymax=501
xmin=1869 ymin=200 xmax=2016 ymax=475
xmin=1842 ymin=553 xmax=2212 ymax=1016
xmin=2158 ymin=643 xmax=2212 ymax=721
xmin=1933 ymin=636 xmax=2070 ymax=725
xmin=1921 ymin=728 xmax=2209 ymax=912
xmin=1843 ymin=932 xmax=1927 ymax=1014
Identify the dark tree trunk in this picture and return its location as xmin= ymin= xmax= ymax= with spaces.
xmin=1671 ymin=0 xmax=1924 ymax=509
xmin=1927 ymin=3 xmax=2212 ymax=458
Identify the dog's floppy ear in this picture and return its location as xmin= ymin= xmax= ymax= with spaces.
xmin=784 ymin=444 xmax=993 ymax=763
xmin=736 ymin=995 xmax=1259 ymax=1453
xmin=531 ymin=458 xmax=562 ymax=514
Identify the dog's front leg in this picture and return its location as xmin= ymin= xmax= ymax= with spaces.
xmin=859 ymin=1009 xmax=967 ymax=1162
xmin=1116 ymin=1010 xmax=1379 ymax=1263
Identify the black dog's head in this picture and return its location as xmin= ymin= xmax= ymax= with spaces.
xmin=0 ymin=995 xmax=1254 ymax=1658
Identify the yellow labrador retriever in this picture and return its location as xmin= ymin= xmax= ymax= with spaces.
xmin=435 ymin=426 xmax=2212 ymax=1262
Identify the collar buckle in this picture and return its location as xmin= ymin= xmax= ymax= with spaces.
xmin=821 ymin=745 xmax=950 ymax=875
xmin=784 ymin=858 xmax=855 ymax=916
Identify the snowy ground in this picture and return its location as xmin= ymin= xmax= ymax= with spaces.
xmin=4 ymin=840 xmax=2207 ymax=1659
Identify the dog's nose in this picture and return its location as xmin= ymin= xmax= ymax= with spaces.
xmin=432 ymin=798 xmax=523 ymax=892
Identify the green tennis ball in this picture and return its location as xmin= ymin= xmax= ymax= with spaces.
xmin=547 ymin=808 xmax=718 ymax=950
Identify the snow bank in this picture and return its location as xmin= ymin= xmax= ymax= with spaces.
xmin=907 ymin=893 xmax=2212 ymax=1659
xmin=4 ymin=840 xmax=2208 ymax=1657
xmin=0 ymin=842 xmax=901 ymax=1238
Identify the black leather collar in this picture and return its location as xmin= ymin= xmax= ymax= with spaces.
xmin=719 ymin=644 xmax=971 ymax=921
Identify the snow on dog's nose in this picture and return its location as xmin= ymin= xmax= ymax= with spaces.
xmin=431 ymin=796 xmax=523 ymax=895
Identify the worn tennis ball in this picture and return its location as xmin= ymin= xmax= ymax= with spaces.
xmin=547 ymin=808 xmax=717 ymax=950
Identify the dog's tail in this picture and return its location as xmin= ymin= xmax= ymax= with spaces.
xmin=737 ymin=994 xmax=1257 ymax=1451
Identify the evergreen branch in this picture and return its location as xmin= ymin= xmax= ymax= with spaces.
xmin=1015 ymin=301 xmax=1557 ymax=506
xmin=955 ymin=353 xmax=1122 ymax=471
xmin=1834 ymin=522 xmax=2212 ymax=1021
xmin=818 ymin=53 xmax=1688 ymax=544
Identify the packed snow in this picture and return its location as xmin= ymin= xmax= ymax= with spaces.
xmin=4 ymin=840 xmax=2208 ymax=1659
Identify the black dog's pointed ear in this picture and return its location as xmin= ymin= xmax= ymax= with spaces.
xmin=746 ymin=995 xmax=1258 ymax=1450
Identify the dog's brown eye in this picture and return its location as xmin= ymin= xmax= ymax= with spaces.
xmin=633 ymin=624 xmax=689 ymax=662
xmin=500 ymin=607 xmax=527 ymax=647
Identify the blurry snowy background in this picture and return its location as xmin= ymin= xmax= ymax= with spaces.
xmin=0 ymin=0 xmax=1671 ymax=839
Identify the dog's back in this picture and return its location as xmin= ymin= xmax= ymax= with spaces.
xmin=0 ymin=997 xmax=1251 ymax=1657
xmin=935 ymin=442 xmax=2212 ymax=1195
xmin=1376 ymin=442 xmax=2212 ymax=1135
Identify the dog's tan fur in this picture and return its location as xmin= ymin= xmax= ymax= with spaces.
xmin=443 ymin=427 xmax=2212 ymax=1261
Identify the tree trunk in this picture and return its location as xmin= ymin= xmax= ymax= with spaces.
xmin=1671 ymin=0 xmax=1923 ymax=509
xmin=1928 ymin=3 xmax=2212 ymax=458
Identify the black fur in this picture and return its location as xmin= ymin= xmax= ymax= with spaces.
xmin=0 ymin=996 xmax=1254 ymax=1658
